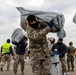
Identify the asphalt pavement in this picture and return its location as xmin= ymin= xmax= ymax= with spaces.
xmin=0 ymin=57 xmax=76 ymax=75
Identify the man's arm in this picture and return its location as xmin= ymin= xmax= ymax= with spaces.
xmin=51 ymin=44 xmax=56 ymax=52
xmin=12 ymin=41 xmax=19 ymax=46
xmin=10 ymin=46 xmax=14 ymax=56
xmin=63 ymin=44 xmax=68 ymax=54
xmin=27 ymin=26 xmax=53 ymax=40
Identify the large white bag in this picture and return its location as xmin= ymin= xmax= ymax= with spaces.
xmin=50 ymin=54 xmax=60 ymax=75
xmin=11 ymin=28 xmax=26 ymax=43
xmin=16 ymin=7 xmax=66 ymax=38
xmin=73 ymin=12 xmax=76 ymax=24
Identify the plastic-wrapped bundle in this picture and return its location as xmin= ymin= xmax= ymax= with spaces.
xmin=11 ymin=28 xmax=26 ymax=43
xmin=50 ymin=49 xmax=60 ymax=75
xmin=16 ymin=7 xmax=66 ymax=38
xmin=73 ymin=12 xmax=76 ymax=24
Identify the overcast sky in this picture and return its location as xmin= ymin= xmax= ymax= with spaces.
xmin=0 ymin=0 xmax=76 ymax=47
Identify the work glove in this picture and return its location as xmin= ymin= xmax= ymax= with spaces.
xmin=53 ymin=49 xmax=59 ymax=55
xmin=59 ymin=53 xmax=64 ymax=57
xmin=47 ymin=19 xmax=54 ymax=28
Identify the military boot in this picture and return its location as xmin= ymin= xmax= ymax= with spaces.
xmin=1 ymin=67 xmax=3 ymax=72
xmin=71 ymin=68 xmax=74 ymax=71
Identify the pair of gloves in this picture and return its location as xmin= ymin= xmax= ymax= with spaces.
xmin=47 ymin=20 xmax=60 ymax=32
xmin=59 ymin=53 xmax=65 ymax=57
xmin=47 ymin=20 xmax=54 ymax=28
xmin=51 ymin=51 xmax=65 ymax=57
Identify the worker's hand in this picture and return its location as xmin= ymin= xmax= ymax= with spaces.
xmin=49 ymin=51 xmax=54 ymax=56
xmin=51 ymin=53 xmax=54 ymax=56
xmin=47 ymin=20 xmax=54 ymax=28
xmin=59 ymin=53 xmax=64 ymax=57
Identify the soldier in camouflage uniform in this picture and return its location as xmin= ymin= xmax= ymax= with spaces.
xmin=48 ymin=37 xmax=55 ymax=49
xmin=67 ymin=41 xmax=75 ymax=72
xmin=12 ymin=36 xmax=28 ymax=75
xmin=25 ymin=15 xmax=54 ymax=75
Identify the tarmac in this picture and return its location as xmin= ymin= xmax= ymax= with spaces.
xmin=0 ymin=57 xmax=76 ymax=75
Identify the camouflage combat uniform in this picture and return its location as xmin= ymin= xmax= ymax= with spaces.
xmin=13 ymin=54 xmax=25 ymax=73
xmin=0 ymin=54 xmax=11 ymax=70
xmin=67 ymin=45 xmax=75 ymax=71
xmin=26 ymin=25 xmax=53 ymax=75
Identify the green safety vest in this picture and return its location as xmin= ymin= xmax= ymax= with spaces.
xmin=2 ymin=43 xmax=11 ymax=55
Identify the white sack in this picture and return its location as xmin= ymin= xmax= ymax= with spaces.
xmin=50 ymin=54 xmax=60 ymax=64
xmin=57 ymin=28 xmax=66 ymax=38
xmin=50 ymin=55 xmax=60 ymax=75
xmin=16 ymin=7 xmax=66 ymax=38
xmin=73 ymin=12 xmax=76 ymax=24
xmin=11 ymin=28 xmax=26 ymax=43
xmin=51 ymin=64 xmax=60 ymax=75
